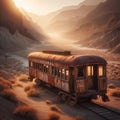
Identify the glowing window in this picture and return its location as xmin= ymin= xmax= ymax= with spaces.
xmin=30 ymin=61 xmax=33 ymax=67
xmin=87 ymin=66 xmax=93 ymax=76
xmin=66 ymin=70 xmax=69 ymax=76
xmin=61 ymin=68 xmax=65 ymax=80
xmin=65 ymin=69 xmax=69 ymax=80
xmin=99 ymin=66 xmax=104 ymax=76
xmin=58 ymin=69 xmax=61 ymax=78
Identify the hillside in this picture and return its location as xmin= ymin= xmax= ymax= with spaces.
xmin=0 ymin=0 xmax=45 ymax=52
xmin=46 ymin=5 xmax=96 ymax=33
xmin=65 ymin=0 xmax=120 ymax=54
xmin=29 ymin=0 xmax=105 ymax=33
xmin=81 ymin=0 xmax=106 ymax=5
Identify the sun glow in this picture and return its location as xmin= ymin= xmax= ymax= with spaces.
xmin=14 ymin=0 xmax=32 ymax=12
xmin=13 ymin=0 xmax=85 ymax=15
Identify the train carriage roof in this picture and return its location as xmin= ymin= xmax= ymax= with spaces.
xmin=28 ymin=52 xmax=107 ymax=66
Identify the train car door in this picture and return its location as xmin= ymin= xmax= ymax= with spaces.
xmin=87 ymin=65 xmax=98 ymax=90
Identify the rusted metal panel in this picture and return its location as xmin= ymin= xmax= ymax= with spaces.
xmin=98 ymin=78 xmax=107 ymax=90
xmin=61 ymin=80 xmax=69 ymax=92
xmin=54 ymin=78 xmax=62 ymax=89
xmin=36 ymin=71 xmax=42 ymax=79
xmin=30 ymin=68 xmax=36 ymax=77
xmin=48 ymin=76 xmax=55 ymax=86
xmin=42 ymin=73 xmax=48 ymax=83
xmin=76 ymin=80 xmax=85 ymax=93
xmin=87 ymin=78 xmax=94 ymax=90
xmin=36 ymin=71 xmax=48 ymax=83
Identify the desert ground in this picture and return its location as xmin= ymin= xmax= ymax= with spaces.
xmin=0 ymin=48 xmax=120 ymax=120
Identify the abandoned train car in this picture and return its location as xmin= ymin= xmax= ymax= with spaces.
xmin=28 ymin=51 xmax=109 ymax=105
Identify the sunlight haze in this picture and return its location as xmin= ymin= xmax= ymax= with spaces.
xmin=14 ymin=0 xmax=85 ymax=15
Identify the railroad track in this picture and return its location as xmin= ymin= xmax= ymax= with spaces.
xmin=82 ymin=102 xmax=120 ymax=120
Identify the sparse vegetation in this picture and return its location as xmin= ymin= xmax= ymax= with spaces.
xmin=108 ymin=88 xmax=120 ymax=98
xmin=0 ymin=77 xmax=18 ymax=103
xmin=18 ymin=74 xmax=29 ymax=82
xmin=12 ymin=83 xmax=23 ymax=87
xmin=0 ymin=77 xmax=12 ymax=91
xmin=24 ymin=84 xmax=40 ymax=97
xmin=48 ymin=112 xmax=60 ymax=120
xmin=13 ymin=105 xmax=38 ymax=120
xmin=24 ymin=85 xmax=32 ymax=92
xmin=50 ymin=105 xmax=62 ymax=113
xmin=27 ymin=88 xmax=40 ymax=97
xmin=0 ymin=89 xmax=18 ymax=103
xmin=46 ymin=100 xmax=52 ymax=105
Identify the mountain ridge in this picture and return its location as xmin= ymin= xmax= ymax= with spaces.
xmin=64 ymin=0 xmax=120 ymax=54
xmin=0 ymin=0 xmax=45 ymax=52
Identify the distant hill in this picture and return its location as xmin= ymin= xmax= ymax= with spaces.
xmin=0 ymin=0 xmax=46 ymax=52
xmin=29 ymin=0 xmax=105 ymax=33
xmin=81 ymin=0 xmax=106 ymax=5
xmin=45 ymin=5 xmax=96 ymax=33
xmin=65 ymin=0 xmax=120 ymax=54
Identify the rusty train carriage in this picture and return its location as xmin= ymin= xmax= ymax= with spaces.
xmin=28 ymin=51 xmax=109 ymax=105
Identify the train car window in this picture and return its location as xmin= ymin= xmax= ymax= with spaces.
xmin=33 ymin=62 xmax=36 ymax=69
xmin=38 ymin=64 xmax=41 ymax=71
xmin=39 ymin=64 xmax=43 ymax=71
xmin=58 ymin=68 xmax=61 ymax=78
xmin=55 ymin=67 xmax=58 ymax=76
xmin=99 ymin=65 xmax=104 ymax=76
xmin=32 ymin=62 xmax=34 ymax=68
xmin=43 ymin=64 xmax=49 ymax=73
xmin=35 ymin=63 xmax=37 ymax=69
xmin=36 ymin=63 xmax=39 ymax=70
xmin=87 ymin=66 xmax=93 ymax=76
xmin=46 ymin=65 xmax=49 ymax=74
xmin=65 ymin=69 xmax=69 ymax=80
xmin=77 ymin=67 xmax=84 ymax=77
xmin=29 ymin=61 xmax=33 ymax=67
xmin=52 ymin=66 xmax=59 ymax=77
xmin=52 ymin=66 xmax=55 ymax=76
xmin=61 ymin=68 xmax=65 ymax=80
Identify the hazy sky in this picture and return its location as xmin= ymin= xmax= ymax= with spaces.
xmin=14 ymin=0 xmax=85 ymax=15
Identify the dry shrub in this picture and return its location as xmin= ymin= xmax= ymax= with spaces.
xmin=24 ymin=85 xmax=32 ymax=92
xmin=27 ymin=88 xmax=40 ymax=97
xmin=13 ymin=105 xmax=38 ymax=120
xmin=0 ymin=89 xmax=18 ymax=103
xmin=18 ymin=74 xmax=28 ymax=82
xmin=48 ymin=112 xmax=60 ymax=120
xmin=0 ymin=82 xmax=8 ymax=91
xmin=46 ymin=100 xmax=52 ymax=105
xmin=0 ymin=77 xmax=12 ymax=91
xmin=10 ymin=79 xmax=16 ymax=84
xmin=12 ymin=83 xmax=23 ymax=87
xmin=108 ymin=88 xmax=120 ymax=97
xmin=74 ymin=116 xmax=84 ymax=120
xmin=50 ymin=105 xmax=62 ymax=113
